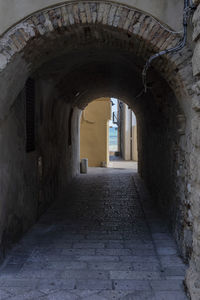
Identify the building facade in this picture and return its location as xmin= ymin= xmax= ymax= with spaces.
xmin=80 ymin=98 xmax=111 ymax=167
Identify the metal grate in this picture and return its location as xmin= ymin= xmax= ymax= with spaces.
xmin=25 ymin=78 xmax=35 ymax=152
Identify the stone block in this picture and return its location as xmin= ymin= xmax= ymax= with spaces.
xmin=76 ymin=279 xmax=112 ymax=290
xmin=88 ymin=262 xmax=133 ymax=271
xmin=73 ymin=242 xmax=105 ymax=249
xmin=192 ymin=40 xmax=200 ymax=76
xmin=113 ymin=279 xmax=151 ymax=291
xmin=62 ymin=249 xmax=95 ymax=255
xmin=96 ymin=249 xmax=132 ymax=256
xmin=157 ymin=247 xmax=178 ymax=255
xmin=61 ymin=270 xmax=109 ymax=280
xmin=110 ymin=270 xmax=161 ymax=280
xmin=150 ymin=279 xmax=184 ymax=291
xmin=77 ymin=255 xmax=119 ymax=262
xmin=154 ymin=291 xmax=188 ymax=300
xmin=193 ymin=4 xmax=200 ymax=41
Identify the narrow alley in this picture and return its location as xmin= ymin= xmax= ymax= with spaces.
xmin=0 ymin=168 xmax=187 ymax=300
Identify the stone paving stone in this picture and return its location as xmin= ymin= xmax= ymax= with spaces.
xmin=98 ymin=290 xmax=151 ymax=299
xmin=150 ymin=279 xmax=184 ymax=291
xmin=36 ymin=279 xmax=76 ymax=290
xmin=153 ymin=238 xmax=177 ymax=246
xmin=154 ymin=291 xmax=188 ymax=300
xmin=105 ymin=241 xmax=124 ymax=248
xmin=60 ymin=270 xmax=109 ymax=279
xmin=0 ymin=278 xmax=39 ymax=288
xmin=76 ymin=279 xmax=112 ymax=290
xmin=96 ymin=249 xmax=132 ymax=256
xmin=132 ymin=261 xmax=161 ymax=271
xmin=77 ymin=255 xmax=120 ymax=262
xmin=113 ymin=279 xmax=151 ymax=291
xmin=120 ymin=291 xmax=156 ymax=300
xmin=0 ymin=263 xmax=23 ymax=275
xmin=73 ymin=242 xmax=105 ymax=248
xmin=4 ymin=290 xmax=44 ymax=300
xmin=62 ymin=249 xmax=95 ymax=255
xmin=88 ymin=262 xmax=133 ymax=271
xmin=157 ymin=246 xmax=178 ymax=255
xmin=81 ymin=294 xmax=108 ymax=300
xmin=152 ymin=233 xmax=172 ymax=240
xmin=131 ymin=249 xmax=156 ymax=256
xmin=124 ymin=241 xmax=154 ymax=249
xmin=72 ymin=290 xmax=100 ymax=298
xmin=0 ymin=168 xmax=188 ymax=299
xmin=120 ymin=255 xmax=158 ymax=263
xmin=45 ymin=261 xmax=87 ymax=270
xmin=0 ymin=289 xmax=13 ymax=300
xmin=110 ymin=270 xmax=162 ymax=280
xmin=163 ymin=266 xmax=186 ymax=276
xmin=38 ymin=290 xmax=79 ymax=300
xmin=160 ymin=255 xmax=186 ymax=267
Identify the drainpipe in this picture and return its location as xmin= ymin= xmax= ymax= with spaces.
xmin=142 ymin=0 xmax=194 ymax=91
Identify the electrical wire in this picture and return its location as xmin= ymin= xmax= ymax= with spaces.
xmin=141 ymin=0 xmax=196 ymax=93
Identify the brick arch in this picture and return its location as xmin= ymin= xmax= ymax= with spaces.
xmin=0 ymin=0 xmax=194 ymax=101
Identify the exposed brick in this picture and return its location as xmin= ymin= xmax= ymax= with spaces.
xmin=84 ymin=3 xmax=92 ymax=24
xmin=97 ymin=3 xmax=105 ymax=23
xmin=108 ymin=5 xmax=117 ymax=26
xmin=102 ymin=4 xmax=111 ymax=25
xmin=67 ymin=5 xmax=75 ymax=25
xmin=114 ymin=6 xmax=124 ymax=28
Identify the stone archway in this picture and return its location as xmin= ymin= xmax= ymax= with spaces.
xmin=0 ymin=1 xmax=198 ymax=297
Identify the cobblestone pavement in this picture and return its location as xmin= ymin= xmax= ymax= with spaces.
xmin=0 ymin=168 xmax=188 ymax=299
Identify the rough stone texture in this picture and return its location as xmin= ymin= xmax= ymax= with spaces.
xmin=0 ymin=168 xmax=188 ymax=299
xmin=184 ymin=3 xmax=200 ymax=299
xmin=0 ymin=89 xmax=38 ymax=263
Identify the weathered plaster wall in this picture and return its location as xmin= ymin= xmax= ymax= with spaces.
xmin=80 ymin=98 xmax=111 ymax=167
xmin=121 ymin=104 xmax=138 ymax=162
xmin=0 ymin=89 xmax=38 ymax=262
xmin=0 ymin=0 xmax=183 ymax=36
xmin=0 ymin=75 xmax=81 ymax=261
xmin=132 ymin=125 xmax=138 ymax=162
xmin=36 ymin=78 xmax=81 ymax=204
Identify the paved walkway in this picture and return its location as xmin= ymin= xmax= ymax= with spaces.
xmin=0 ymin=168 xmax=188 ymax=299
xmin=108 ymin=160 xmax=138 ymax=171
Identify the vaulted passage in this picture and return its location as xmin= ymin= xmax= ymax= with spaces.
xmin=0 ymin=1 xmax=197 ymax=298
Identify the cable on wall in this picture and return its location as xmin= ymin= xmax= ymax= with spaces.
xmin=141 ymin=0 xmax=196 ymax=93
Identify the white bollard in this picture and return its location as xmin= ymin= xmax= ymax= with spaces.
xmin=80 ymin=158 xmax=88 ymax=174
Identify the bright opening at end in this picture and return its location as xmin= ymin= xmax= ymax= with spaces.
xmin=80 ymin=97 xmax=138 ymax=171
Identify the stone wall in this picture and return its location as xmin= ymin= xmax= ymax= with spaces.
xmin=185 ymin=2 xmax=200 ymax=298
xmin=137 ymin=78 xmax=193 ymax=262
xmin=0 ymin=2 xmax=197 ymax=299
xmin=35 ymin=77 xmax=81 ymax=204
xmin=0 ymin=89 xmax=38 ymax=262
xmin=0 ymin=75 xmax=81 ymax=261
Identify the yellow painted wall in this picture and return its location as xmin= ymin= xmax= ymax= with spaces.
xmin=132 ymin=125 xmax=138 ymax=162
xmin=80 ymin=98 xmax=111 ymax=167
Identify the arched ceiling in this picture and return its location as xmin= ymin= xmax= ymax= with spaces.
xmin=0 ymin=1 xmax=194 ymax=121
